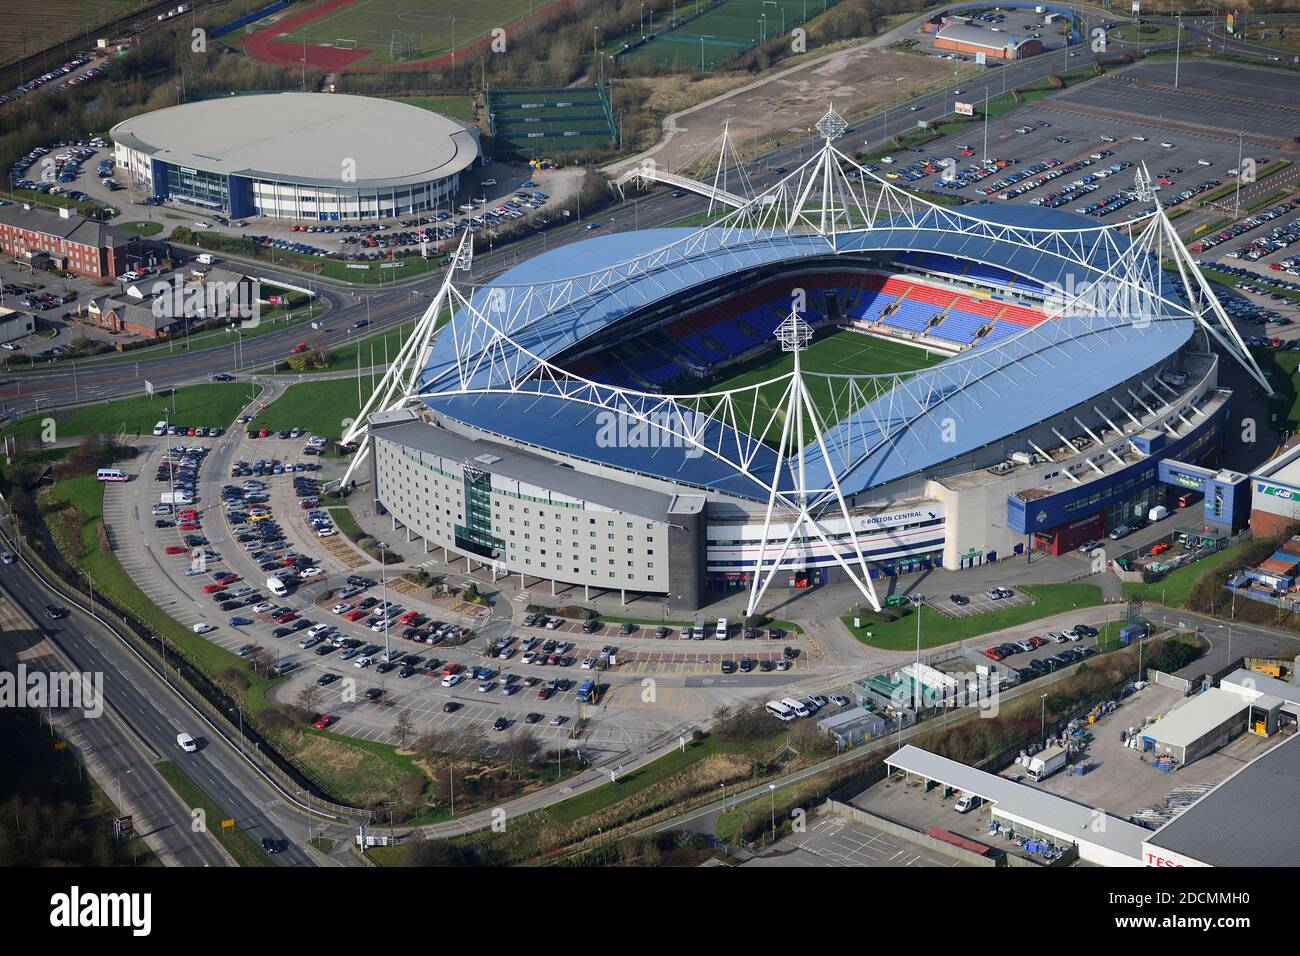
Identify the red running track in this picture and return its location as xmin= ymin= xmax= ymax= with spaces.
xmin=239 ymin=0 xmax=573 ymax=73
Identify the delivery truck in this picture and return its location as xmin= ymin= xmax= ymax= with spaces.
xmin=1026 ymin=745 xmax=1068 ymax=782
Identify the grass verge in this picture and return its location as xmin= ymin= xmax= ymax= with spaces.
xmin=843 ymin=583 xmax=1104 ymax=650
xmin=154 ymin=760 xmax=272 ymax=867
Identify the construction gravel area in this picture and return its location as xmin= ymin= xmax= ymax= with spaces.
xmin=639 ymin=48 xmax=978 ymax=172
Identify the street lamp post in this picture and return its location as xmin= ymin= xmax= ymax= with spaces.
xmin=1174 ymin=15 xmax=1182 ymax=87
xmin=379 ymin=542 xmax=390 ymax=661
xmin=1040 ymin=693 xmax=1048 ymax=743
xmin=768 ymin=783 xmax=776 ymax=844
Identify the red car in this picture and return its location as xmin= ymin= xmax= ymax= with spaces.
xmin=400 ymin=610 xmax=419 ymax=624
xmin=346 ymin=609 xmax=367 ymax=622
xmin=164 ymin=545 xmax=186 ymax=555
xmin=177 ymin=509 xmax=197 ymax=520
xmin=441 ymin=662 xmax=462 ymax=676
xmin=537 ymin=687 xmax=554 ymax=701
xmin=312 ymin=713 xmax=336 ymax=730
xmin=213 ymin=572 xmax=238 ymax=583
xmin=290 ymin=342 xmax=308 ymax=354
xmin=202 ymin=583 xmax=225 ymax=593
xmin=983 ymin=647 xmax=1004 ymax=662
xmin=258 ymin=428 xmax=270 ymax=438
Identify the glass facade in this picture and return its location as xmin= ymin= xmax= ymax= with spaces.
xmin=166 ymin=164 xmax=228 ymax=209
xmin=454 ymin=469 xmax=504 ymax=559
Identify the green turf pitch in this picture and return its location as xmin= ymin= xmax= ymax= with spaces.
xmin=292 ymin=0 xmax=543 ymax=65
xmin=618 ymin=0 xmax=842 ymax=70
xmin=702 ymin=330 xmax=943 ymax=442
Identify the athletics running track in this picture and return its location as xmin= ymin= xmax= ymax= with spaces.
xmin=238 ymin=0 xmax=573 ymax=72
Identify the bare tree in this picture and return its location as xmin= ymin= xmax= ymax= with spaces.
xmin=246 ymin=646 xmax=272 ymax=678
xmin=393 ymin=709 xmax=415 ymax=749
xmin=502 ymin=729 xmax=542 ymax=779
xmin=297 ymin=683 xmax=323 ymax=715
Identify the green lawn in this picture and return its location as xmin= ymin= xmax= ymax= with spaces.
xmin=706 ymin=329 xmax=943 ymax=440
xmin=154 ymin=761 xmax=273 ymax=867
xmin=253 ymin=378 xmax=366 ymax=440
xmin=2 ymin=382 xmax=261 ymax=443
xmin=326 ymin=505 xmax=366 ymax=542
xmin=393 ymin=95 xmax=476 ymax=123
xmin=1121 ymin=541 xmax=1255 ymax=607
xmin=116 ymin=220 xmax=164 ymax=237
xmin=1109 ymin=23 xmax=1181 ymax=44
xmin=843 ymin=583 xmax=1104 ymax=650
xmin=275 ymin=320 xmax=423 ymax=375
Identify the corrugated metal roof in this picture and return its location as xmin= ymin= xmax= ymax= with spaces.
xmin=937 ymin=22 xmax=1025 ymax=49
xmin=1220 ymin=669 xmax=1300 ymax=709
xmin=1142 ymin=688 xmax=1249 ymax=749
xmin=885 ymin=745 xmax=1149 ymax=861
xmin=1146 ymin=734 xmax=1300 ymax=866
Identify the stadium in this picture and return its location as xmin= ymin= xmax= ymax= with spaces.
xmin=110 ymin=93 xmax=480 ymax=221
xmin=343 ymin=110 xmax=1263 ymax=614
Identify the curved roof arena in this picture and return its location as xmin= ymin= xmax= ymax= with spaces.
xmin=110 ymin=93 xmax=479 ymax=189
xmin=419 ymin=204 xmax=1194 ymax=502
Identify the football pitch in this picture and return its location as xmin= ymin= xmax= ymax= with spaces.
xmin=702 ymin=330 xmax=943 ymax=442
xmin=619 ymin=0 xmax=841 ymax=70
xmin=289 ymin=0 xmax=543 ymax=65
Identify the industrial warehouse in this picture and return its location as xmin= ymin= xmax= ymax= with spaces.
xmin=841 ymin=660 xmax=1299 ymax=868
xmin=110 ymin=92 xmax=480 ymax=221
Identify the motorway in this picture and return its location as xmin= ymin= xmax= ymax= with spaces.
xmin=0 ymin=583 xmax=229 ymax=867
xmin=0 ymin=533 xmax=361 ymax=867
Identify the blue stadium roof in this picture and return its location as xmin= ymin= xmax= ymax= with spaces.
xmin=417 ymin=205 xmax=1192 ymax=501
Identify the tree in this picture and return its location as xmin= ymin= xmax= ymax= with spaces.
xmin=502 ymin=729 xmax=542 ymax=778
xmin=296 ymin=683 xmax=323 ymax=715
xmin=246 ymin=646 xmax=273 ymax=678
xmin=393 ymin=709 xmax=415 ymax=749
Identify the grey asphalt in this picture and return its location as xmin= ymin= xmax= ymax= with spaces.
xmin=0 ymin=535 xmax=361 ymax=867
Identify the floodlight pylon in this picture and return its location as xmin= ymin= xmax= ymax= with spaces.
xmin=335 ymin=230 xmax=471 ymax=488
xmin=744 ymin=309 xmax=882 ymax=617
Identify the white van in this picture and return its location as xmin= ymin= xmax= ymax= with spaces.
xmin=176 ymin=732 xmax=197 ymax=753
xmin=95 ymin=468 xmax=128 ymax=482
xmin=954 ymin=792 xmax=982 ymax=813
xmin=160 ymin=491 xmax=193 ymax=505
xmin=715 ymin=617 xmax=729 ymax=640
xmin=766 ymin=700 xmax=796 ymax=722
xmin=266 ymin=577 xmax=288 ymax=597
xmin=195 ymin=253 xmax=214 ymax=265
xmin=153 ymin=420 xmax=167 ymax=436
xmin=780 ymin=697 xmax=811 ymax=718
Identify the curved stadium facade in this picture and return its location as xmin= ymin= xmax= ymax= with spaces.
xmin=110 ymin=93 xmax=479 ymax=221
xmin=363 ymin=160 xmax=1237 ymax=611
